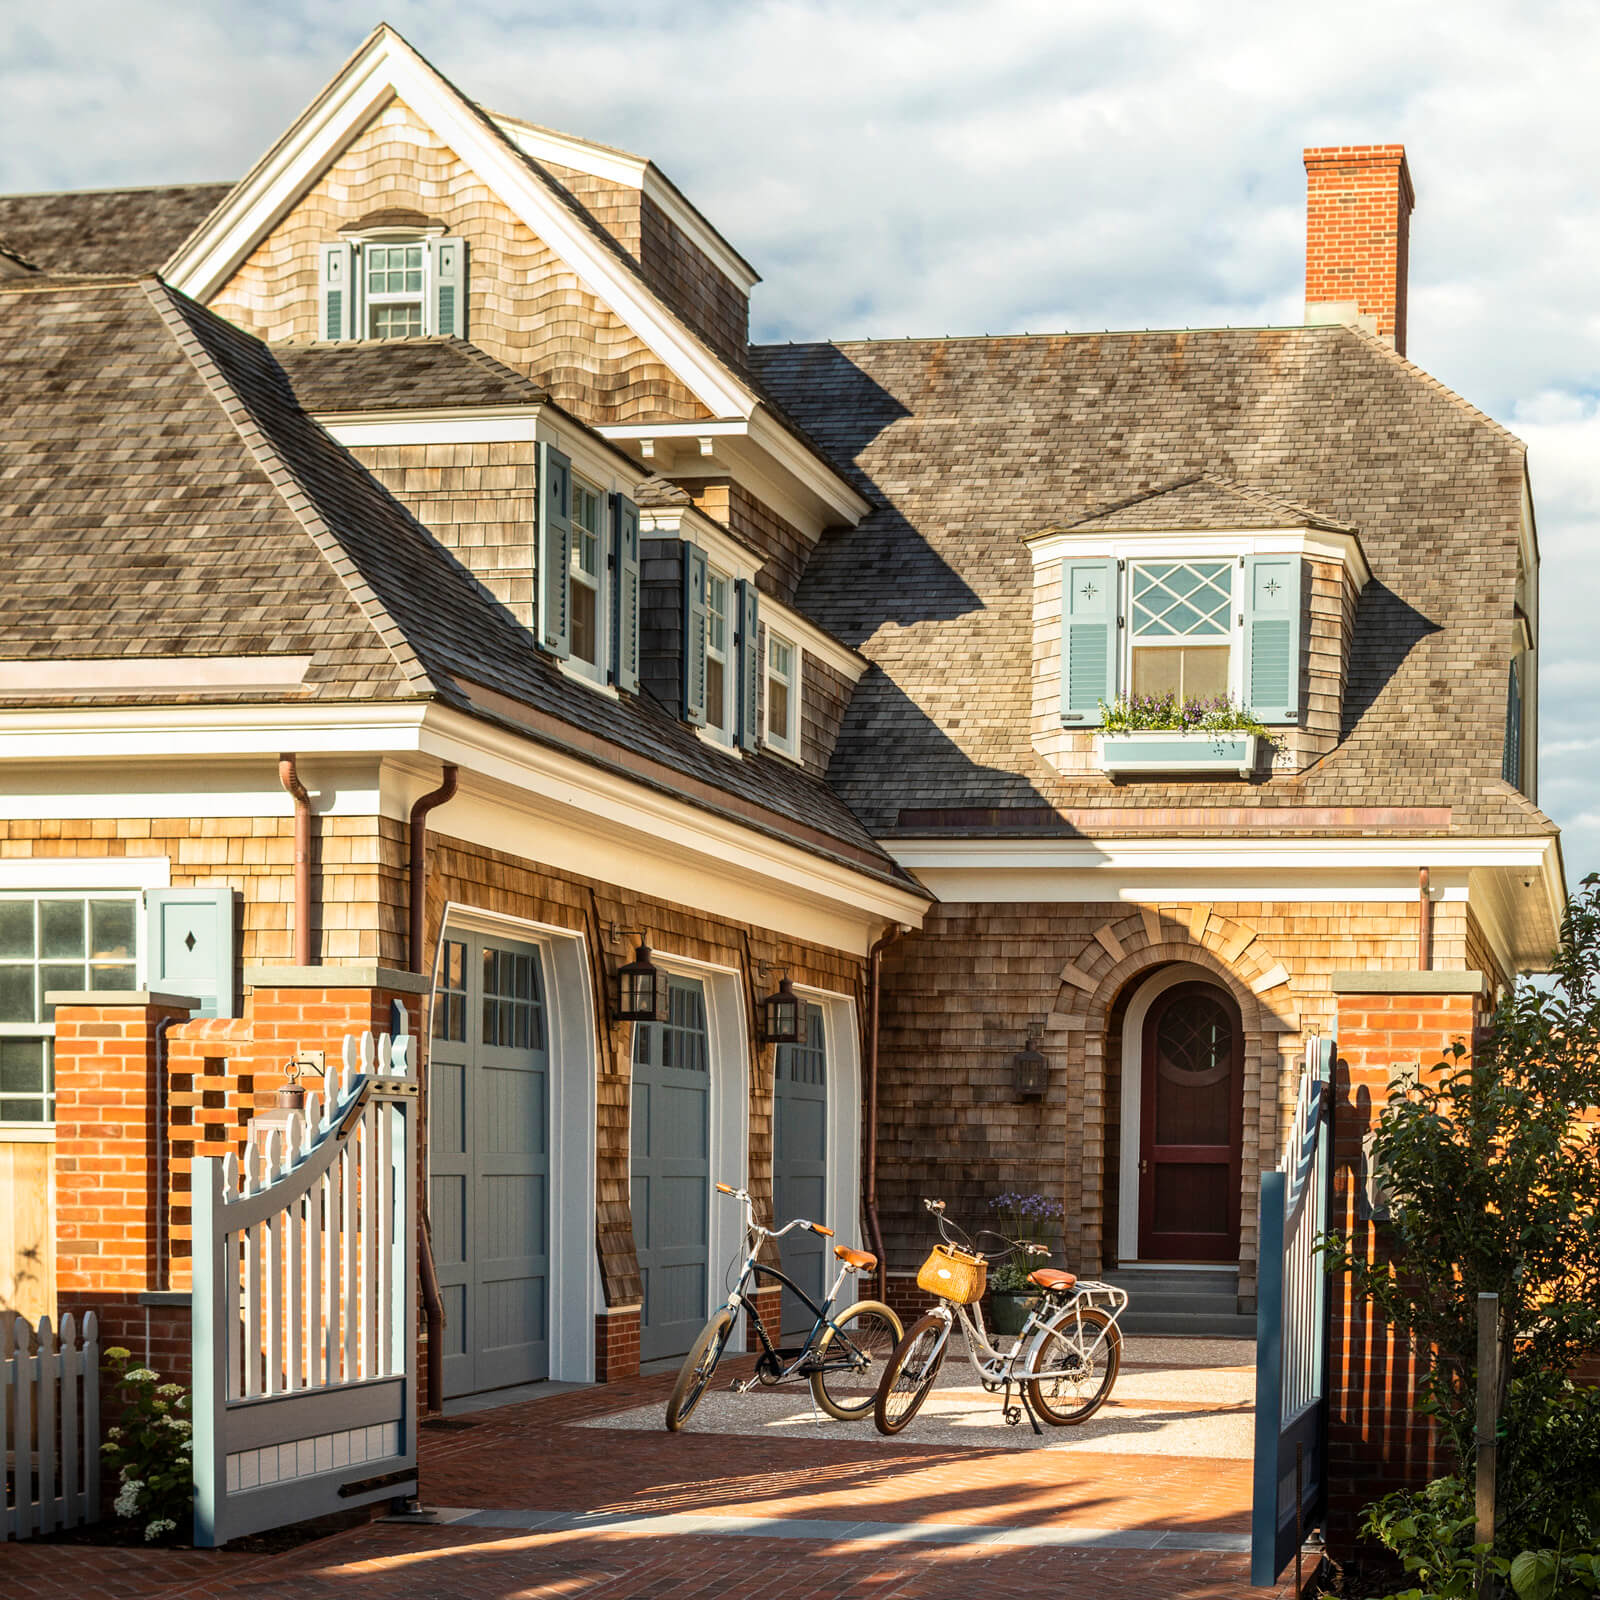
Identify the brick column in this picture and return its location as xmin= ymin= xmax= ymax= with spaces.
xmin=595 ymin=1304 xmax=641 ymax=1382
xmin=1324 ymin=971 xmax=1488 ymax=1556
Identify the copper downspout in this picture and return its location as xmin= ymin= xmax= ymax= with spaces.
xmin=407 ymin=764 xmax=458 ymax=1415
xmin=277 ymin=755 xmax=313 ymax=967
xmin=1418 ymin=866 xmax=1433 ymax=971
xmin=864 ymin=922 xmax=906 ymax=1303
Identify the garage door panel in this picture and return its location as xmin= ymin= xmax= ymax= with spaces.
xmin=481 ymin=1064 xmax=545 ymax=1157
xmin=631 ymin=1083 xmax=650 ymax=1157
xmin=481 ymin=1173 xmax=546 ymax=1261
xmin=776 ymin=1098 xmax=825 ymax=1165
xmin=441 ymin=1284 xmax=468 ymax=1358
xmin=655 ymin=1082 xmax=709 ymax=1157
xmin=655 ymin=1175 xmax=708 ymax=1247
xmin=775 ymin=1004 xmax=828 ymax=1335
xmin=432 ymin=1062 xmax=468 ymax=1155
xmin=431 ymin=1173 xmax=468 ymax=1267
xmin=651 ymin=1261 xmax=707 ymax=1330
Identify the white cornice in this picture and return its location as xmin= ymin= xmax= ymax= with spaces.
xmin=761 ymin=603 xmax=867 ymax=684
xmin=639 ymin=505 xmax=762 ymax=583
xmin=1024 ymin=525 xmax=1371 ymax=589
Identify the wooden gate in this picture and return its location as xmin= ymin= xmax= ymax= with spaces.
xmin=1251 ymin=1035 xmax=1333 ymax=1586
xmin=2 ymin=1310 xmax=99 ymax=1540
xmin=192 ymin=1030 xmax=418 ymax=1548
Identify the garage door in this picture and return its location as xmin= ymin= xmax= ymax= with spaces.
xmin=429 ymin=934 xmax=550 ymax=1398
xmin=631 ymin=976 xmax=711 ymax=1363
xmin=774 ymin=1001 xmax=827 ymax=1334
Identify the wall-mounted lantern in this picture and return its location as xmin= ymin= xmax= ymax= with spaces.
xmin=758 ymin=976 xmax=805 ymax=1045
xmin=1012 ymin=1038 xmax=1048 ymax=1100
xmin=616 ymin=943 xmax=671 ymax=1023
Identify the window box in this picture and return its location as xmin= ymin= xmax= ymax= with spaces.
xmin=1096 ymin=730 xmax=1259 ymax=779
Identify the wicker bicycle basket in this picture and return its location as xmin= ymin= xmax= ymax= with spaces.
xmin=916 ymin=1244 xmax=988 ymax=1305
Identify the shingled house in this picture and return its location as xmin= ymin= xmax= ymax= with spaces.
xmin=0 ymin=28 xmax=1560 ymax=1394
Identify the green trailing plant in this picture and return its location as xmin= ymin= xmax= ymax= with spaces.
xmin=100 ymin=1347 xmax=192 ymax=1543
xmin=986 ymin=1192 xmax=1064 ymax=1293
xmin=1098 ymin=692 xmax=1270 ymax=737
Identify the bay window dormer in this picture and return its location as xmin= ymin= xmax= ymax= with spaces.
xmin=318 ymin=212 xmax=467 ymax=341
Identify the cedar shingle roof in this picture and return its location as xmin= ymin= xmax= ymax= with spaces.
xmin=274 ymin=338 xmax=548 ymax=414
xmin=1049 ymin=473 xmax=1356 ymax=535
xmin=0 ymin=275 xmax=913 ymax=890
xmin=0 ymin=183 xmax=231 ymax=275
xmin=752 ymin=327 xmax=1555 ymax=839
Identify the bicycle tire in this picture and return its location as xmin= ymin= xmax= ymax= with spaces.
xmin=873 ymin=1310 xmax=948 ymax=1435
xmin=809 ymin=1300 xmax=903 ymax=1421
xmin=665 ymin=1307 xmax=736 ymax=1431
xmin=1025 ymin=1304 xmax=1121 ymax=1424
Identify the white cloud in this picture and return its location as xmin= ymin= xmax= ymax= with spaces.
xmin=5 ymin=0 xmax=1600 ymax=878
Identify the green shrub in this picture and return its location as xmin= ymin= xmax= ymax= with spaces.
xmin=100 ymin=1347 xmax=192 ymax=1543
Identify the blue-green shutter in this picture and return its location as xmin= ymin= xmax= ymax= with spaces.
xmin=1242 ymin=555 xmax=1302 ymax=722
xmin=734 ymin=579 xmax=760 ymax=751
xmin=318 ymin=242 xmax=354 ymax=341
xmin=683 ymin=544 xmax=709 ymax=725
xmin=611 ymin=492 xmax=641 ymax=694
xmin=1060 ymin=557 xmax=1119 ymax=725
xmin=536 ymin=442 xmax=572 ymax=658
xmin=1502 ymin=659 xmax=1523 ymax=788
xmin=431 ymin=237 xmax=467 ymax=338
xmin=146 ymin=888 xmax=236 ymax=1019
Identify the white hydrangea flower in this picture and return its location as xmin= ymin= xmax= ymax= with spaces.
xmin=157 ymin=1383 xmax=186 ymax=1399
xmin=161 ymin=1416 xmax=193 ymax=1434
xmin=124 ymin=1367 xmax=159 ymax=1384
xmin=114 ymin=1479 xmax=146 ymax=1518
xmin=143 ymin=1518 xmax=177 ymax=1541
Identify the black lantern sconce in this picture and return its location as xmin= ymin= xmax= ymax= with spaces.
xmin=615 ymin=941 xmax=671 ymax=1023
xmin=758 ymin=975 xmax=805 ymax=1045
xmin=1012 ymin=1038 xmax=1048 ymax=1101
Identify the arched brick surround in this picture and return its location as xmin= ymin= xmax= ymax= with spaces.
xmin=1044 ymin=907 xmax=1302 ymax=1307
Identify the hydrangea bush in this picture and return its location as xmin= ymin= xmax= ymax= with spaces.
xmin=986 ymin=1192 xmax=1065 ymax=1293
xmin=100 ymin=1347 xmax=192 ymax=1543
xmin=1098 ymin=693 xmax=1269 ymax=737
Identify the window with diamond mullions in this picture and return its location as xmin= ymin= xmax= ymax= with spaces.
xmin=1128 ymin=560 xmax=1235 ymax=702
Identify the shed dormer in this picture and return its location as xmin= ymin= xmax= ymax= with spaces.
xmin=1024 ymin=475 xmax=1369 ymax=780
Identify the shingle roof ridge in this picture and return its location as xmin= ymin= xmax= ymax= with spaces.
xmin=142 ymin=276 xmax=435 ymax=696
xmin=782 ymin=325 xmax=1328 ymax=350
xmin=0 ymin=234 xmax=40 ymax=273
xmin=0 ymin=179 xmax=233 ymax=202
xmin=0 ymin=271 xmax=150 ymax=294
xmin=445 ymin=336 xmax=553 ymax=400
xmin=1194 ymin=472 xmax=1358 ymax=534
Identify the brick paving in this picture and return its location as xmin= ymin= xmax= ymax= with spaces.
xmin=4 ymin=1358 xmax=1286 ymax=1598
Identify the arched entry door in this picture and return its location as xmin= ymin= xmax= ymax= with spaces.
xmin=1138 ymin=980 xmax=1244 ymax=1262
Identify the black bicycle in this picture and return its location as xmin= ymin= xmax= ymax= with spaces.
xmin=664 ymin=1182 xmax=903 ymax=1430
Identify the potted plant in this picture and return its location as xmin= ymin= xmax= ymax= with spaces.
xmin=1094 ymin=693 xmax=1270 ymax=778
xmin=985 ymin=1192 xmax=1065 ymax=1335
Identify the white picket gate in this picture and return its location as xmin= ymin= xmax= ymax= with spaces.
xmin=2 ymin=1309 xmax=100 ymax=1540
xmin=192 ymin=1030 xmax=418 ymax=1547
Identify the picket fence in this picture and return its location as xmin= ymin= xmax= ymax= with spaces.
xmin=192 ymin=1029 xmax=418 ymax=1547
xmin=2 ymin=1309 xmax=101 ymax=1541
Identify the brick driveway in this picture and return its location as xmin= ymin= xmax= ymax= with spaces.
xmin=5 ymin=1349 xmax=1289 ymax=1599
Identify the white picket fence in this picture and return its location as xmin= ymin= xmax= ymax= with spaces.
xmin=2 ymin=1309 xmax=101 ymax=1541
xmin=192 ymin=1030 xmax=418 ymax=1547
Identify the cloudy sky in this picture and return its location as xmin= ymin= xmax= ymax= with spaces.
xmin=3 ymin=0 xmax=1596 ymax=883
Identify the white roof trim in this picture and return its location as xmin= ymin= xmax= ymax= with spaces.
xmin=163 ymin=26 xmax=755 ymax=420
xmin=491 ymin=112 xmax=761 ymax=293
xmin=1025 ymin=525 xmax=1371 ymax=589
xmin=639 ymin=505 xmax=761 ymax=584
xmin=761 ymin=603 xmax=867 ymax=684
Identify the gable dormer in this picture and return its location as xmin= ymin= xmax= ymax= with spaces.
xmin=1025 ymin=476 xmax=1369 ymax=781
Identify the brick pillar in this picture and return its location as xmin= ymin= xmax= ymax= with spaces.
xmin=595 ymin=1304 xmax=641 ymax=1382
xmin=50 ymin=989 xmax=199 ymax=1374
xmin=1324 ymin=971 xmax=1487 ymax=1556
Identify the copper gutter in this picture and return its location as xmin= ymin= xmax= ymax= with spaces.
xmin=1418 ymin=866 xmax=1433 ymax=971
xmin=864 ymin=922 xmax=906 ymax=1302
xmin=408 ymin=765 xmax=459 ymax=973
xmin=277 ymin=755 xmax=313 ymax=967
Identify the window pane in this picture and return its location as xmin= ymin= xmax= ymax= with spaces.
xmin=706 ymin=657 xmax=726 ymax=731
xmin=90 ymin=899 xmax=136 ymax=960
xmin=40 ymin=900 xmax=85 ymax=958
xmin=0 ymin=902 xmax=33 ymax=959
xmin=769 ymin=678 xmax=790 ymax=742
xmin=0 ymin=1039 xmax=45 ymax=1093
xmin=1131 ymin=562 xmax=1232 ymax=638
xmin=769 ymin=638 xmax=792 ymax=679
xmin=369 ymin=302 xmax=423 ymax=339
xmin=1131 ymin=645 xmax=1232 ymax=703
xmin=40 ymin=964 xmax=86 ymax=1018
xmin=571 ymin=580 xmax=598 ymax=665
xmin=0 ymin=1099 xmax=44 ymax=1123
xmin=572 ymin=527 xmax=598 ymax=579
xmin=707 ymin=575 xmax=727 ymax=654
xmin=0 ymin=966 xmax=34 ymax=1022
xmin=90 ymin=963 xmax=137 ymax=991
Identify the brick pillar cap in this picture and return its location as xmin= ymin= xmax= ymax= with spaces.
xmin=1330 ymin=970 xmax=1486 ymax=996
xmin=45 ymin=989 xmax=202 ymax=1010
xmin=244 ymin=963 xmax=431 ymax=995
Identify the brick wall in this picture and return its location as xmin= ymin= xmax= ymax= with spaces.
xmin=1304 ymin=144 xmax=1414 ymax=354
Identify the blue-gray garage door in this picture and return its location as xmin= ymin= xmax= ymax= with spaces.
xmin=774 ymin=1002 xmax=827 ymax=1335
xmin=631 ymin=976 xmax=711 ymax=1362
xmin=429 ymin=934 xmax=550 ymax=1398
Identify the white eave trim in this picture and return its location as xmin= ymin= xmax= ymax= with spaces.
xmin=639 ymin=506 xmax=763 ymax=584
xmin=163 ymin=27 xmax=755 ymax=421
xmin=762 ymin=603 xmax=867 ymax=684
xmin=1024 ymin=524 xmax=1372 ymax=590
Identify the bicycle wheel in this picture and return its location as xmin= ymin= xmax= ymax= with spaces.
xmin=873 ymin=1310 xmax=948 ymax=1435
xmin=809 ymin=1300 xmax=903 ymax=1421
xmin=1025 ymin=1304 xmax=1121 ymax=1424
xmin=665 ymin=1307 xmax=736 ymax=1431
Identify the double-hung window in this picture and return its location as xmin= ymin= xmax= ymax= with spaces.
xmin=704 ymin=569 xmax=732 ymax=741
xmin=1127 ymin=559 xmax=1234 ymax=701
xmin=318 ymin=236 xmax=467 ymax=342
xmin=363 ymin=242 xmax=426 ymax=339
xmin=568 ymin=477 xmax=606 ymax=680
xmin=766 ymin=632 xmax=799 ymax=758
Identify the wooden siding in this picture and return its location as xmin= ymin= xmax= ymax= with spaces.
xmin=0 ymin=1139 xmax=53 ymax=1321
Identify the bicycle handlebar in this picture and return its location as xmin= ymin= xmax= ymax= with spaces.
xmin=921 ymin=1198 xmax=1053 ymax=1264
xmin=714 ymin=1181 xmax=831 ymax=1241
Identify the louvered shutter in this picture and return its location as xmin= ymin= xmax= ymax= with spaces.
xmin=1502 ymin=660 xmax=1523 ymax=787
xmin=683 ymin=544 xmax=709 ymax=725
xmin=1060 ymin=557 xmax=1119 ymax=725
xmin=611 ymin=492 xmax=641 ymax=693
xmin=146 ymin=887 xmax=236 ymax=1019
xmin=1242 ymin=555 xmax=1302 ymax=722
xmin=536 ymin=442 xmax=573 ymax=658
xmin=431 ymin=237 xmax=467 ymax=337
xmin=735 ymin=578 xmax=760 ymax=751
xmin=318 ymin=242 xmax=355 ymax=341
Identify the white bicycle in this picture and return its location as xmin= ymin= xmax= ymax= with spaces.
xmin=873 ymin=1198 xmax=1128 ymax=1435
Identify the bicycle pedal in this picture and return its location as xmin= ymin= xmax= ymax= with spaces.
xmin=1003 ymin=1406 xmax=1021 ymax=1427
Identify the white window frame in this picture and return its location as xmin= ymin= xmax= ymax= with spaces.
xmin=764 ymin=630 xmax=802 ymax=761
xmin=1123 ymin=557 xmax=1242 ymax=705
xmin=566 ymin=474 xmax=610 ymax=685
xmin=360 ymin=238 xmax=431 ymax=341
xmin=0 ymin=890 xmax=146 ymax=1128
xmin=702 ymin=565 xmax=734 ymax=746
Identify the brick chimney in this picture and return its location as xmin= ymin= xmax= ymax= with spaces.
xmin=1303 ymin=144 xmax=1415 ymax=355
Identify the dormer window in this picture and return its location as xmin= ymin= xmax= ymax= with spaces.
xmin=1127 ymin=560 xmax=1234 ymax=701
xmin=765 ymin=632 xmax=800 ymax=760
xmin=317 ymin=221 xmax=467 ymax=342
xmin=568 ymin=476 xmax=607 ymax=680
xmin=364 ymin=243 xmax=426 ymax=339
xmin=704 ymin=568 xmax=732 ymax=742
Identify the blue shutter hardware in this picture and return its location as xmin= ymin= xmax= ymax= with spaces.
xmin=536 ymin=442 xmax=573 ymax=658
xmin=683 ymin=544 xmax=709 ymax=725
xmin=1242 ymin=555 xmax=1303 ymax=722
xmin=1060 ymin=557 xmax=1119 ymax=726
xmin=611 ymin=493 xmax=641 ymax=694
xmin=431 ymin=237 xmax=467 ymax=338
xmin=735 ymin=578 xmax=760 ymax=751
xmin=318 ymin=242 xmax=355 ymax=342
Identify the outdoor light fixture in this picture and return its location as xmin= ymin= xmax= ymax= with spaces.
xmin=1012 ymin=1039 xmax=1048 ymax=1101
xmin=615 ymin=942 xmax=671 ymax=1023
xmin=759 ymin=976 xmax=805 ymax=1045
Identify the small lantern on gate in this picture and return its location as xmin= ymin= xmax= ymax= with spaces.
xmin=615 ymin=942 xmax=671 ymax=1023
xmin=1012 ymin=1038 xmax=1048 ymax=1101
xmin=759 ymin=975 xmax=805 ymax=1045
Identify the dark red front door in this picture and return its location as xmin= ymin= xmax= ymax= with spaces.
xmin=1137 ymin=981 xmax=1244 ymax=1261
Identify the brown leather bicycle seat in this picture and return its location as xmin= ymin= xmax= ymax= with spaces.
xmin=1027 ymin=1268 xmax=1077 ymax=1291
xmin=834 ymin=1245 xmax=877 ymax=1270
